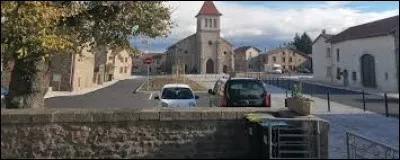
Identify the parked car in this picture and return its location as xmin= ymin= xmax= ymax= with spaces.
xmin=208 ymin=77 xmax=271 ymax=107
xmin=1 ymin=85 xmax=8 ymax=108
xmin=154 ymin=83 xmax=199 ymax=108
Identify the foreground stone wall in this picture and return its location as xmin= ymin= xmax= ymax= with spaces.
xmin=1 ymin=107 xmax=329 ymax=159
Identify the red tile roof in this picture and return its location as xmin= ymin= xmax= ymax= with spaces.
xmin=328 ymin=15 xmax=399 ymax=43
xmin=196 ymin=1 xmax=222 ymax=17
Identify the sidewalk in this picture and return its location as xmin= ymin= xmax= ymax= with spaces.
xmin=44 ymin=76 xmax=144 ymax=98
xmin=299 ymin=79 xmax=399 ymax=99
xmin=267 ymin=84 xmax=399 ymax=159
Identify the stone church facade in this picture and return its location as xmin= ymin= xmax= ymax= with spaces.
xmin=165 ymin=1 xmax=234 ymax=74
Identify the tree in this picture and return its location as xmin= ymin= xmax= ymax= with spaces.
xmin=292 ymin=32 xmax=312 ymax=55
xmin=1 ymin=1 xmax=173 ymax=108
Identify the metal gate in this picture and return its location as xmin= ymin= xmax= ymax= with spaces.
xmin=346 ymin=131 xmax=399 ymax=159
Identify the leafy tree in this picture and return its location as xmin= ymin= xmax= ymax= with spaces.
xmin=292 ymin=32 xmax=312 ymax=55
xmin=1 ymin=1 xmax=173 ymax=108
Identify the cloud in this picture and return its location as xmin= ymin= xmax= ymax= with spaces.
xmin=132 ymin=1 xmax=398 ymax=52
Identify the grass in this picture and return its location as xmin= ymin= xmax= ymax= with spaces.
xmin=140 ymin=76 xmax=206 ymax=91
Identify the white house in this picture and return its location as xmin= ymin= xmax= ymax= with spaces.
xmin=312 ymin=15 xmax=399 ymax=93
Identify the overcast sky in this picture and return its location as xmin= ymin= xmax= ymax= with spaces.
xmin=130 ymin=1 xmax=399 ymax=53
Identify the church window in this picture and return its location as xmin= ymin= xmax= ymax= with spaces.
xmin=208 ymin=41 xmax=212 ymax=45
xmin=214 ymin=19 xmax=217 ymax=28
xmin=205 ymin=18 xmax=208 ymax=27
xmin=209 ymin=19 xmax=212 ymax=28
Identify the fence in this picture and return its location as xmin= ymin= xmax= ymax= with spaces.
xmin=346 ymin=131 xmax=399 ymax=159
xmin=234 ymin=73 xmax=399 ymax=118
xmin=259 ymin=118 xmax=323 ymax=159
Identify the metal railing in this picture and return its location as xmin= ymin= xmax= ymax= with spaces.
xmin=346 ymin=131 xmax=399 ymax=159
xmin=260 ymin=118 xmax=322 ymax=159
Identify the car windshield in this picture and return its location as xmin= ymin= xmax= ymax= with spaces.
xmin=227 ymin=80 xmax=265 ymax=99
xmin=161 ymin=87 xmax=194 ymax=99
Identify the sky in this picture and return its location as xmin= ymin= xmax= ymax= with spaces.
xmin=130 ymin=1 xmax=399 ymax=53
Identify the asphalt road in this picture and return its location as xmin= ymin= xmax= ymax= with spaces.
xmin=264 ymin=79 xmax=399 ymax=117
xmin=45 ymin=78 xmax=212 ymax=109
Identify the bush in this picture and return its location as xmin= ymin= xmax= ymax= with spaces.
xmin=293 ymin=82 xmax=303 ymax=98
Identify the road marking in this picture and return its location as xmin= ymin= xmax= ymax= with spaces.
xmin=149 ymin=92 xmax=153 ymax=100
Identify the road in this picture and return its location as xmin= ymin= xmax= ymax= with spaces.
xmin=45 ymin=78 xmax=212 ymax=108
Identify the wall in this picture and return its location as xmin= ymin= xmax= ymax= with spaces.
xmin=49 ymin=53 xmax=73 ymax=91
xmin=330 ymin=35 xmax=397 ymax=92
xmin=1 ymin=107 xmax=329 ymax=159
xmin=113 ymin=49 xmax=132 ymax=80
xmin=73 ymin=46 xmax=95 ymax=91
xmin=264 ymin=48 xmax=310 ymax=72
xmin=312 ymin=36 xmax=331 ymax=82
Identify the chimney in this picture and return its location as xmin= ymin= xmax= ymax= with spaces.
xmin=322 ymin=29 xmax=326 ymax=34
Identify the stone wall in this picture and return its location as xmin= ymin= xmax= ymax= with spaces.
xmin=1 ymin=107 xmax=329 ymax=159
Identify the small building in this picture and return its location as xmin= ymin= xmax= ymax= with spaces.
xmin=258 ymin=46 xmax=311 ymax=73
xmin=234 ymin=46 xmax=261 ymax=72
xmin=49 ymin=46 xmax=95 ymax=91
xmin=312 ymin=15 xmax=399 ymax=92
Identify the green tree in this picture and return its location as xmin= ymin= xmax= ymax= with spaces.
xmin=1 ymin=1 xmax=173 ymax=108
xmin=292 ymin=32 xmax=312 ymax=55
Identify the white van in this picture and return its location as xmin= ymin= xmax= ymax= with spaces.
xmin=265 ymin=64 xmax=282 ymax=74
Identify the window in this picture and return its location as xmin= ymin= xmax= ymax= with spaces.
xmin=205 ymin=18 xmax=208 ymax=27
xmin=123 ymin=67 xmax=127 ymax=73
xmin=124 ymin=57 xmax=128 ymax=63
xmin=184 ymin=50 xmax=188 ymax=54
xmin=352 ymin=71 xmax=356 ymax=81
xmin=336 ymin=48 xmax=340 ymax=62
xmin=326 ymin=48 xmax=331 ymax=58
xmin=283 ymin=65 xmax=286 ymax=70
xmin=78 ymin=77 xmax=81 ymax=87
xmin=289 ymin=57 xmax=292 ymax=62
xmin=213 ymin=18 xmax=217 ymax=28
xmin=161 ymin=87 xmax=194 ymax=99
xmin=336 ymin=68 xmax=341 ymax=80
xmin=224 ymin=51 xmax=227 ymax=55
xmin=109 ymin=56 xmax=113 ymax=60
xmin=327 ymin=67 xmax=332 ymax=77
xmin=282 ymin=57 xmax=286 ymax=62
xmin=208 ymin=41 xmax=212 ymax=45
xmin=273 ymin=56 xmax=276 ymax=62
xmin=120 ymin=67 xmax=123 ymax=73
xmin=227 ymin=80 xmax=265 ymax=99
xmin=209 ymin=19 xmax=212 ymax=28
xmin=385 ymin=72 xmax=389 ymax=80
xmin=282 ymin=51 xmax=285 ymax=55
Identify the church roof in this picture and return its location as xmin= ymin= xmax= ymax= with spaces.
xmin=196 ymin=1 xmax=222 ymax=17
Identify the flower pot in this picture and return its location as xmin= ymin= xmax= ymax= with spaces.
xmin=286 ymin=97 xmax=313 ymax=116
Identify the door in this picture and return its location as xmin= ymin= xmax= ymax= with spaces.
xmin=223 ymin=65 xmax=228 ymax=73
xmin=360 ymin=54 xmax=376 ymax=88
xmin=343 ymin=69 xmax=349 ymax=87
xmin=206 ymin=59 xmax=214 ymax=74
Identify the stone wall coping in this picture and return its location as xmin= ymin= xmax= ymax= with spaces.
xmin=1 ymin=107 xmax=328 ymax=124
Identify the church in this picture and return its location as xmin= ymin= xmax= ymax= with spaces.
xmin=165 ymin=1 xmax=234 ymax=74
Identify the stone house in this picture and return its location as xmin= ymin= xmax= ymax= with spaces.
xmin=49 ymin=46 xmax=95 ymax=91
xmin=93 ymin=46 xmax=133 ymax=82
xmin=165 ymin=1 xmax=234 ymax=74
xmin=233 ymin=46 xmax=261 ymax=72
xmin=258 ymin=47 xmax=311 ymax=73
xmin=312 ymin=15 xmax=399 ymax=92
xmin=138 ymin=53 xmax=166 ymax=74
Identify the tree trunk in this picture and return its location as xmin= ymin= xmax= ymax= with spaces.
xmin=6 ymin=56 xmax=49 ymax=109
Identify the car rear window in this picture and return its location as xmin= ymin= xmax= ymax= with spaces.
xmin=227 ymin=80 xmax=265 ymax=99
xmin=161 ymin=87 xmax=194 ymax=99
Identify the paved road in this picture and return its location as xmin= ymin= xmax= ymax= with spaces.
xmin=45 ymin=78 xmax=158 ymax=108
xmin=264 ymin=79 xmax=399 ymax=118
xmin=45 ymin=78 xmax=212 ymax=109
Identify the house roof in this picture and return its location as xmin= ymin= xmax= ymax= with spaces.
xmin=328 ymin=15 xmax=399 ymax=43
xmin=234 ymin=46 xmax=261 ymax=54
xmin=196 ymin=1 xmax=222 ymax=17
xmin=312 ymin=33 xmax=335 ymax=45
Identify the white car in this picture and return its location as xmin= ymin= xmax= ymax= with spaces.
xmin=154 ymin=84 xmax=199 ymax=108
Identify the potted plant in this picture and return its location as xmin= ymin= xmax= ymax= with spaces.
xmin=286 ymin=82 xmax=313 ymax=116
